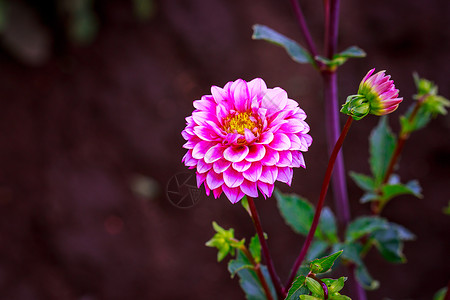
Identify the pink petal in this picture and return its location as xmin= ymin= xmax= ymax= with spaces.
xmin=245 ymin=144 xmax=266 ymax=162
xmin=279 ymin=119 xmax=306 ymax=133
xmin=231 ymin=79 xmax=250 ymax=111
xmin=204 ymin=144 xmax=224 ymax=163
xmin=232 ymin=160 xmax=252 ymax=172
xmin=213 ymin=186 xmax=223 ymax=199
xmin=213 ymin=159 xmax=231 ymax=173
xmin=277 ymin=151 xmax=292 ymax=167
xmin=193 ymin=98 xmax=214 ymax=111
xmin=223 ymin=167 xmax=245 ymax=188
xmin=261 ymin=147 xmax=279 ymax=166
xmin=197 ymin=159 xmax=212 ymax=173
xmin=261 ymin=87 xmax=288 ymax=116
xmin=269 ymin=133 xmax=291 ymax=151
xmin=247 ymin=78 xmax=267 ymax=100
xmin=193 ymin=126 xmax=219 ymax=141
xmin=196 ymin=172 xmax=206 ymax=188
xmin=182 ymin=150 xmax=198 ymax=167
xmin=291 ymin=151 xmax=306 ymax=168
xmin=206 ymin=171 xmax=224 ymax=190
xmin=192 ymin=141 xmax=211 ymax=159
xmin=243 ymin=162 xmax=262 ymax=182
xmin=257 ymin=131 xmax=274 ymax=144
xmin=361 ymin=68 xmax=376 ymax=83
xmin=222 ymin=185 xmax=245 ymax=204
xmin=211 ymin=86 xmax=228 ymax=103
xmin=192 ymin=111 xmax=216 ymax=126
xmin=240 ymin=180 xmax=259 ymax=198
xmin=244 ymin=128 xmax=257 ymax=143
xmin=288 ymin=134 xmax=302 ymax=150
xmin=277 ymin=167 xmax=293 ymax=186
xmin=257 ymin=181 xmax=274 ymax=199
xmin=223 ymin=145 xmax=249 ymax=162
xmin=259 ymin=165 xmax=278 ymax=184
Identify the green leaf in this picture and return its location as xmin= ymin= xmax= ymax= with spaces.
xmin=305 ymin=277 xmax=324 ymax=297
xmin=337 ymin=46 xmax=366 ymax=58
xmin=388 ymin=222 xmax=416 ymax=241
xmin=249 ymin=235 xmax=262 ymax=264
xmin=306 ymin=240 xmax=329 ymax=261
xmin=275 ymin=191 xmax=314 ymax=236
xmin=299 ymin=296 xmax=322 ymax=300
xmin=315 ymin=46 xmax=366 ymax=70
xmin=328 ymin=277 xmax=346 ymax=294
xmin=329 ymin=295 xmax=352 ymax=300
xmin=350 ymin=172 xmax=376 ymax=192
xmin=252 ymin=24 xmax=314 ymax=65
xmin=355 ymin=264 xmax=379 ymax=290
xmin=443 ymin=201 xmax=450 ymax=215
xmin=345 ymin=216 xmax=389 ymax=242
xmin=369 ymin=117 xmax=396 ymax=184
xmin=379 ymin=180 xmax=422 ymax=202
xmin=371 ymin=227 xmax=406 ymax=263
xmin=285 ymin=275 xmax=309 ymax=300
xmin=230 ymin=250 xmax=276 ymax=300
xmin=319 ymin=207 xmax=339 ymax=243
xmin=433 ymin=287 xmax=447 ymax=300
xmin=360 ymin=192 xmax=378 ymax=203
xmin=310 ymin=250 xmax=343 ymax=274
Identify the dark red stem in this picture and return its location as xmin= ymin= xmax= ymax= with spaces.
xmin=289 ymin=0 xmax=319 ymax=58
xmin=247 ymin=196 xmax=285 ymax=298
xmin=285 ymin=116 xmax=353 ymax=290
xmin=308 ymin=273 xmax=329 ymax=299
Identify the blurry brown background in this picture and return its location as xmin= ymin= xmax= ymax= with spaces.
xmin=0 ymin=0 xmax=449 ymax=299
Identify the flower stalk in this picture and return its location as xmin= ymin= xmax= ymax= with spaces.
xmin=285 ymin=116 xmax=353 ymax=290
xmin=247 ymin=196 xmax=285 ymax=298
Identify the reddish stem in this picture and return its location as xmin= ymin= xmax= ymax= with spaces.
xmin=289 ymin=0 xmax=320 ymax=58
xmin=308 ymin=273 xmax=329 ymax=299
xmin=247 ymin=196 xmax=285 ymax=298
xmin=285 ymin=116 xmax=353 ymax=290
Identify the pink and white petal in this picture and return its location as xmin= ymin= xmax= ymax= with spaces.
xmin=291 ymin=151 xmax=306 ymax=168
xmin=213 ymin=159 xmax=231 ymax=173
xmin=223 ymin=145 xmax=249 ymax=162
xmin=288 ymin=134 xmax=302 ymax=150
xmin=231 ymin=79 xmax=250 ymax=111
xmin=223 ymin=167 xmax=245 ymax=188
xmin=243 ymin=162 xmax=263 ymax=182
xmin=211 ymin=86 xmax=229 ymax=103
xmin=300 ymin=134 xmax=313 ymax=150
xmin=261 ymin=147 xmax=280 ymax=166
xmin=232 ymin=160 xmax=252 ymax=172
xmin=279 ymin=119 xmax=306 ymax=133
xmin=182 ymin=150 xmax=198 ymax=167
xmin=193 ymin=126 xmax=219 ymax=142
xmin=268 ymin=133 xmax=291 ymax=151
xmin=244 ymin=128 xmax=257 ymax=143
xmin=222 ymin=185 xmax=245 ymax=204
xmin=197 ymin=159 xmax=212 ymax=173
xmin=193 ymin=98 xmax=214 ymax=111
xmin=361 ymin=68 xmax=376 ymax=83
xmin=205 ymin=120 xmax=226 ymax=137
xmin=204 ymin=144 xmax=224 ymax=163
xmin=277 ymin=167 xmax=293 ymax=186
xmin=245 ymin=144 xmax=266 ymax=162
xmin=240 ymin=180 xmax=259 ymax=198
xmin=206 ymin=171 xmax=224 ymax=190
xmin=257 ymin=131 xmax=274 ymax=145
xmin=259 ymin=165 xmax=278 ymax=184
xmin=247 ymin=78 xmax=267 ymax=101
xmin=277 ymin=151 xmax=292 ymax=167
xmin=261 ymin=87 xmax=288 ymax=115
xmin=257 ymin=181 xmax=274 ymax=199
xmin=196 ymin=172 xmax=207 ymax=188
xmin=182 ymin=139 xmax=197 ymax=149
xmin=192 ymin=111 xmax=216 ymax=126
xmin=285 ymin=99 xmax=299 ymax=110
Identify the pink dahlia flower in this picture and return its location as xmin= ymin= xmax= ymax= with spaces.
xmin=341 ymin=69 xmax=403 ymax=120
xmin=181 ymin=78 xmax=312 ymax=203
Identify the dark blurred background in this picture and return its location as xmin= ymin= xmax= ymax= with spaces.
xmin=0 ymin=0 xmax=449 ymax=299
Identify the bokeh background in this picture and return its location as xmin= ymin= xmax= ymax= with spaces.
xmin=0 ymin=0 xmax=449 ymax=299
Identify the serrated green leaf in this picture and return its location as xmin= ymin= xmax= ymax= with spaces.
xmin=228 ymin=259 xmax=253 ymax=278
xmin=310 ymin=251 xmax=343 ymax=274
xmin=346 ymin=216 xmax=389 ymax=242
xmin=355 ymin=264 xmax=379 ymax=290
xmin=380 ymin=181 xmax=422 ymax=202
xmin=249 ymin=235 xmax=262 ymax=264
xmin=306 ymin=240 xmax=329 ymax=261
xmin=275 ymin=191 xmax=314 ymax=236
xmin=369 ymin=117 xmax=396 ymax=184
xmin=285 ymin=275 xmax=309 ymax=300
xmin=319 ymin=207 xmax=339 ymax=243
xmin=252 ymin=24 xmax=314 ymax=65
xmin=334 ymin=242 xmax=363 ymax=266
xmin=350 ymin=172 xmax=376 ymax=192
xmin=371 ymin=227 xmax=406 ymax=263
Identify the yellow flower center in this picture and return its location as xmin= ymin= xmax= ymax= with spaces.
xmin=226 ymin=112 xmax=257 ymax=135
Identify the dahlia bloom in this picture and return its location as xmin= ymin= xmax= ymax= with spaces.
xmin=181 ymin=78 xmax=312 ymax=204
xmin=341 ymin=69 xmax=403 ymax=120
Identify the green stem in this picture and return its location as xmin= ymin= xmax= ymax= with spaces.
xmin=247 ymin=196 xmax=285 ymax=298
xmin=285 ymin=116 xmax=353 ymax=290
